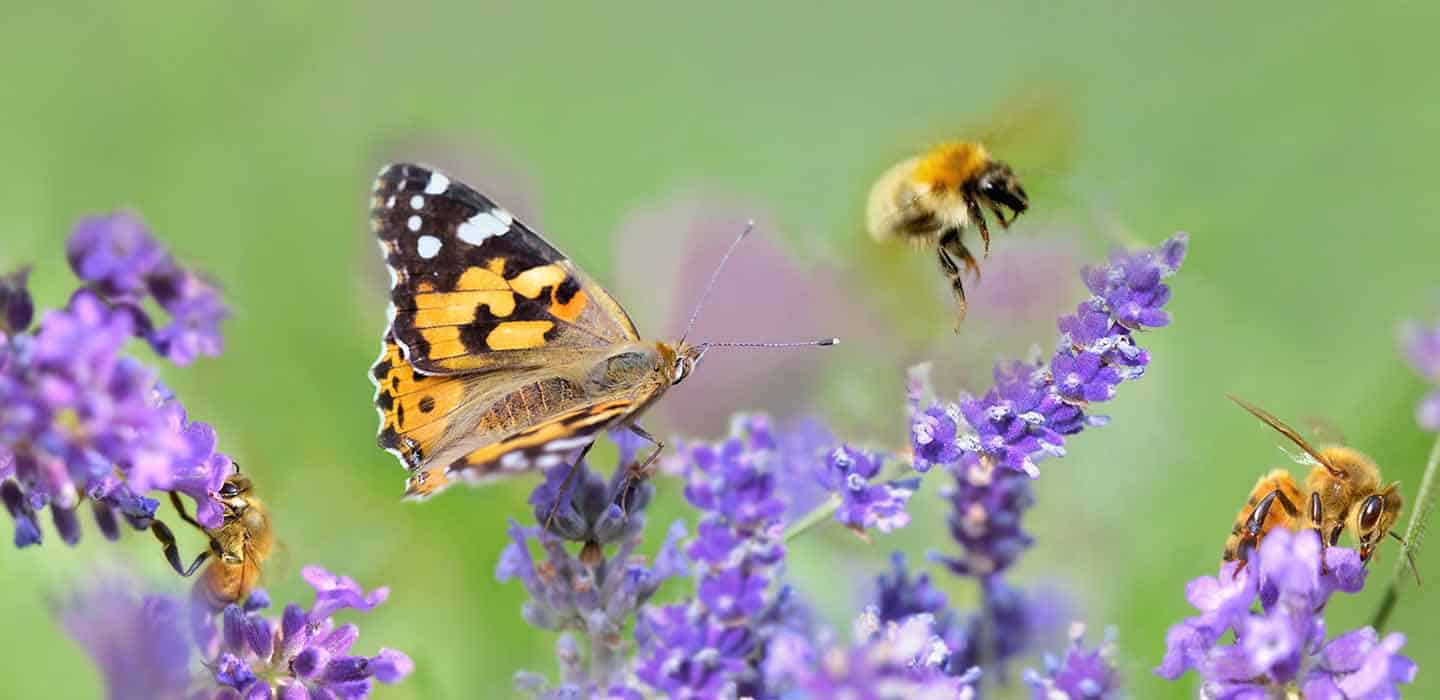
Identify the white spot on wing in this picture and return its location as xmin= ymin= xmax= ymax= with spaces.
xmin=385 ymin=196 xmax=396 ymax=209
xmin=500 ymin=452 xmax=528 ymax=470
xmin=535 ymin=454 xmax=564 ymax=468
xmin=424 ymin=172 xmax=450 ymax=195
xmin=407 ymin=215 xmax=421 ymax=232
xmin=545 ymin=436 xmax=595 ymax=452
xmin=410 ymin=195 xmax=424 ymax=210
xmin=417 ymin=235 xmax=442 ymax=259
xmin=457 ymin=210 xmax=510 ymax=245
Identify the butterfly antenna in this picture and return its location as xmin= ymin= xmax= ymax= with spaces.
xmin=702 ymin=339 xmax=839 ymax=349
xmin=679 ymin=220 xmax=754 ymax=346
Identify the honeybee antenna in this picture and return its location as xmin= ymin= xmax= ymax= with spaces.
xmin=678 ymin=220 xmax=755 ymax=346
xmin=1389 ymin=531 xmax=1422 ymax=586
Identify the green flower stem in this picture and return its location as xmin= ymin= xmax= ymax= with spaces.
xmin=1372 ymin=430 xmax=1440 ymax=631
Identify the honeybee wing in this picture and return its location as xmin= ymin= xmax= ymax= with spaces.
xmin=1227 ymin=394 xmax=1343 ymax=477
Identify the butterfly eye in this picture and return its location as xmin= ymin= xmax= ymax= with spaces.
xmin=1359 ymin=495 xmax=1383 ymax=531
xmin=671 ymin=357 xmax=689 ymax=385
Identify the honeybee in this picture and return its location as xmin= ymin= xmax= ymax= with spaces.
xmin=865 ymin=141 xmax=1029 ymax=329
xmin=1223 ymin=395 xmax=1418 ymax=581
xmin=149 ymin=469 xmax=275 ymax=610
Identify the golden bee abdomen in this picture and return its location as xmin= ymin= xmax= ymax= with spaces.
xmin=1222 ymin=469 xmax=1304 ymax=562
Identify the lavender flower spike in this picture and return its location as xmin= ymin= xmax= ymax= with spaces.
xmin=1401 ymin=320 xmax=1440 ymax=431
xmin=65 ymin=567 xmax=412 ymax=700
xmin=1024 ymin=623 xmax=1122 ymax=700
xmin=1156 ymin=529 xmax=1416 ymax=698
xmin=822 ymin=445 xmax=917 ymax=535
xmin=763 ymin=607 xmax=979 ymax=699
xmin=910 ymin=233 xmax=1188 ymax=481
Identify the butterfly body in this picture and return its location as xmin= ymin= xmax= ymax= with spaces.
xmin=369 ymin=164 xmax=700 ymax=499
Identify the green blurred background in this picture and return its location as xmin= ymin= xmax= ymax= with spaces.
xmin=3 ymin=2 xmax=1438 ymax=698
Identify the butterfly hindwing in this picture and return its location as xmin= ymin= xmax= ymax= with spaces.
xmin=404 ymin=397 xmax=640 ymax=499
xmin=371 ymin=163 xmax=640 ymax=375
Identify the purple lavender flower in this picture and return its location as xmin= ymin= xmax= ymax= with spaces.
xmin=2 ymin=214 xmax=232 ymax=547
xmin=1024 ymin=624 xmax=1121 ymax=700
xmin=1156 ymin=529 xmax=1416 ymax=698
xmin=61 ymin=577 xmax=193 ymax=700
xmin=1400 ymin=321 xmax=1440 ymax=431
xmin=821 ymin=445 xmax=916 ymax=535
xmin=64 ymin=567 xmax=411 ymax=700
xmin=634 ymin=415 xmax=791 ymax=698
xmin=763 ymin=608 xmax=980 ymax=699
xmin=0 ymin=267 xmax=34 ymax=335
xmin=501 ymin=439 xmax=686 ymax=696
xmin=909 ymin=233 xmax=1187 ymax=481
xmin=66 ymin=213 xmax=169 ymax=299
xmin=145 ymin=260 xmax=228 ymax=365
xmin=934 ymin=459 xmax=1035 ymax=579
xmin=873 ymin=552 xmax=978 ymax=677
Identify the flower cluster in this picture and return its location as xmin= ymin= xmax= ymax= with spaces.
xmin=911 ymin=233 xmax=1188 ymax=482
xmin=501 ymin=451 xmax=687 ymax=698
xmin=1156 ymin=529 xmax=1416 ymax=698
xmin=1024 ymin=624 xmax=1121 ymax=700
xmin=63 ymin=566 xmax=412 ymax=700
xmin=1401 ymin=320 xmax=1440 ymax=431
xmin=1 ymin=213 xmax=231 ymax=548
xmin=763 ymin=608 xmax=979 ymax=699
xmin=634 ymin=415 xmax=791 ymax=698
xmin=820 ymin=445 xmax=916 ymax=535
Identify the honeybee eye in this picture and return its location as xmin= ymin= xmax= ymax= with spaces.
xmin=219 ymin=482 xmax=242 ymax=498
xmin=1359 ymin=494 xmax=1383 ymax=530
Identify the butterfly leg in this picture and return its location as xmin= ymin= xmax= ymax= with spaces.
xmin=617 ymin=424 xmax=666 ymax=513
xmin=543 ymin=439 xmax=599 ymax=530
xmin=1232 ymin=488 xmax=1300 ymax=579
xmin=936 ymin=230 xmax=968 ymax=329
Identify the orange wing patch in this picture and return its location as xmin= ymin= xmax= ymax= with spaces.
xmin=486 ymin=321 xmax=555 ymax=350
xmin=372 ymin=334 xmax=468 ymax=469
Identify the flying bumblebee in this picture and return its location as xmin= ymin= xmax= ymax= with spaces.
xmin=149 ymin=468 xmax=275 ymax=610
xmin=1223 ymin=395 xmax=1418 ymax=582
xmin=865 ymin=141 xmax=1029 ymax=329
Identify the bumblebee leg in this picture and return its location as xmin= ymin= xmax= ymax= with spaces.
xmin=987 ymin=201 xmax=1012 ymax=228
xmin=150 ymin=519 xmax=213 ymax=577
xmin=936 ymin=231 xmax=968 ymax=328
xmin=964 ymin=196 xmax=992 ymax=255
xmin=543 ymin=439 xmax=599 ymax=530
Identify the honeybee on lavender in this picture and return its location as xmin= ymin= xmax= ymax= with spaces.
xmin=865 ymin=141 xmax=1029 ymax=329
xmin=149 ymin=468 xmax=275 ymax=610
xmin=1223 ymin=395 xmax=1418 ymax=582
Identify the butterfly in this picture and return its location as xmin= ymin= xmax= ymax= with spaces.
xmin=368 ymin=163 xmax=830 ymax=500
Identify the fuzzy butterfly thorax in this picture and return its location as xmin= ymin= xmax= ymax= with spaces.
xmin=368 ymin=164 xmax=705 ymax=500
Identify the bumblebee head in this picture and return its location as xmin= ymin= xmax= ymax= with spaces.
xmin=974 ymin=161 xmax=1029 ymax=222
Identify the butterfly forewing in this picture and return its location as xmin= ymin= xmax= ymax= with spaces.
xmin=371 ymin=163 xmax=640 ymax=375
xmin=369 ymin=163 xmax=672 ymax=499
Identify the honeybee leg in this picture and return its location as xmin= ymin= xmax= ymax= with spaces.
xmin=1309 ymin=492 xmax=1331 ymax=574
xmin=168 ymin=491 xmax=208 ymax=532
xmin=618 ymin=423 xmax=666 ymax=513
xmin=964 ymin=196 xmax=992 ymax=254
xmin=543 ymin=439 xmax=600 ymax=530
xmin=935 ymin=234 xmax=968 ymax=326
xmin=149 ymin=519 xmax=213 ymax=577
xmin=1233 ymin=489 xmax=1300 ymax=578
